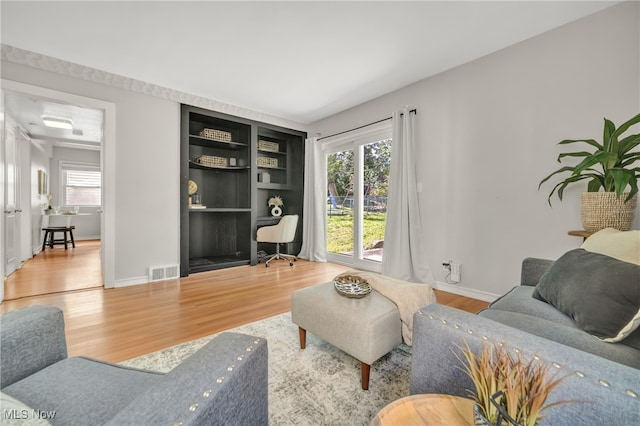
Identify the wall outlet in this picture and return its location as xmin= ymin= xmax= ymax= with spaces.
xmin=450 ymin=262 xmax=461 ymax=283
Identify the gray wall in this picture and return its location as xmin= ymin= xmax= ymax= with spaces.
xmin=1 ymin=49 xmax=305 ymax=286
xmin=309 ymin=2 xmax=640 ymax=298
xmin=2 ymin=2 xmax=637 ymax=292
xmin=1 ymin=61 xmax=181 ymax=285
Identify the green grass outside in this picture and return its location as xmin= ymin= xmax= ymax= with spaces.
xmin=327 ymin=210 xmax=387 ymax=254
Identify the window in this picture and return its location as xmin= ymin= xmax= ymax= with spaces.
xmin=322 ymin=120 xmax=392 ymax=271
xmin=60 ymin=162 xmax=101 ymax=207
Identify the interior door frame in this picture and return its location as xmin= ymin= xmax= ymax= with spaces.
xmin=1 ymin=79 xmax=116 ymax=292
xmin=3 ymin=114 xmax=20 ymax=278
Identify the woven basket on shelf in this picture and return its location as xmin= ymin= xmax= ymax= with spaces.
xmin=258 ymin=140 xmax=280 ymax=152
xmin=257 ymin=156 xmax=279 ymax=168
xmin=581 ymin=192 xmax=637 ymax=233
xmin=199 ymin=128 xmax=232 ymax=142
xmin=195 ymin=155 xmax=228 ymax=168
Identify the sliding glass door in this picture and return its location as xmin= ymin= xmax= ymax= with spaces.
xmin=326 ymin=138 xmax=391 ymax=270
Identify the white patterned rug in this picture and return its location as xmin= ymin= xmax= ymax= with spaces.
xmin=121 ymin=312 xmax=412 ymax=425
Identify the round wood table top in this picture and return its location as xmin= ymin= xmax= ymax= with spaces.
xmin=370 ymin=394 xmax=474 ymax=426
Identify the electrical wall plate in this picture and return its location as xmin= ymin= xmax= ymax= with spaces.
xmin=450 ymin=263 xmax=461 ymax=283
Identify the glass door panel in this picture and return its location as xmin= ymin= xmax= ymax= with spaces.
xmin=362 ymin=139 xmax=390 ymax=262
xmin=326 ymin=149 xmax=354 ymax=257
xmin=326 ymin=139 xmax=391 ymax=266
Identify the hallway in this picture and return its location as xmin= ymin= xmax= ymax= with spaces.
xmin=3 ymin=240 xmax=102 ymax=300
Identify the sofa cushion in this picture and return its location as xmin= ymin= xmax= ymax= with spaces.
xmin=533 ymin=248 xmax=640 ymax=343
xmin=478 ymin=310 xmax=640 ymax=369
xmin=3 ymin=357 xmax=163 ymax=425
xmin=488 ymin=286 xmax=576 ymax=326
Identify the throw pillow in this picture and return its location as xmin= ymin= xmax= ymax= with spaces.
xmin=533 ymin=248 xmax=640 ymax=343
xmin=581 ymin=228 xmax=640 ymax=265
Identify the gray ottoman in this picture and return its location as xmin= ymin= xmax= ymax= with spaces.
xmin=291 ymin=281 xmax=402 ymax=390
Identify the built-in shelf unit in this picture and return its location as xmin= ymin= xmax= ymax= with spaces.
xmin=180 ymin=105 xmax=306 ymax=276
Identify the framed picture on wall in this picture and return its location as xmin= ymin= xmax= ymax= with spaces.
xmin=38 ymin=170 xmax=47 ymax=195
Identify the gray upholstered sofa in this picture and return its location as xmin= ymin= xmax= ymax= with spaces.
xmin=0 ymin=305 xmax=268 ymax=425
xmin=411 ymin=257 xmax=640 ymax=425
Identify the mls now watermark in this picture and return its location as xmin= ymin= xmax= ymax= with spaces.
xmin=3 ymin=408 xmax=57 ymax=421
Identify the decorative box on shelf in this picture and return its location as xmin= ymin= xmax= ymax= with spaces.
xmin=258 ymin=172 xmax=271 ymax=183
xmin=257 ymin=156 xmax=278 ymax=168
xmin=258 ymin=140 xmax=280 ymax=152
xmin=199 ymin=128 xmax=232 ymax=142
xmin=195 ymin=155 xmax=228 ymax=168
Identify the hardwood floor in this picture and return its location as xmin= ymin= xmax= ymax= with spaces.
xmin=1 ymin=245 xmax=489 ymax=364
xmin=4 ymin=239 xmax=102 ymax=299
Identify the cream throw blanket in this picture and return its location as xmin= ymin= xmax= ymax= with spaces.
xmin=335 ymin=270 xmax=436 ymax=345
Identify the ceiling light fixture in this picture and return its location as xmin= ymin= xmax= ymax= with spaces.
xmin=42 ymin=116 xmax=73 ymax=130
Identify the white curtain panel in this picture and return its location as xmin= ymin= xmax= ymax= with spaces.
xmin=381 ymin=107 xmax=435 ymax=283
xmin=298 ymin=137 xmax=327 ymax=262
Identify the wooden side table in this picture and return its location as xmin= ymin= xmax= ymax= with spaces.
xmin=568 ymin=230 xmax=593 ymax=241
xmin=370 ymin=394 xmax=474 ymax=426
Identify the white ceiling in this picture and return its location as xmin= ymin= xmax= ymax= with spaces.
xmin=1 ymin=1 xmax=618 ymax=125
xmin=4 ymin=91 xmax=104 ymax=149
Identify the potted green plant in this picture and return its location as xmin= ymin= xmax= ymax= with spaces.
xmin=538 ymin=113 xmax=640 ymax=232
xmin=457 ymin=342 xmax=569 ymax=426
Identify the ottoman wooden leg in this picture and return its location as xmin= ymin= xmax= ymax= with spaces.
xmin=299 ymin=327 xmax=306 ymax=349
xmin=361 ymin=362 xmax=371 ymax=390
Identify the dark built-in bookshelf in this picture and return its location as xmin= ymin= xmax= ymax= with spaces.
xmin=180 ymin=105 xmax=306 ymax=276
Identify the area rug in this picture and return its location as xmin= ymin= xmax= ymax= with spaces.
xmin=121 ymin=312 xmax=412 ymax=425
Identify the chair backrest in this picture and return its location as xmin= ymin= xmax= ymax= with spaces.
xmin=256 ymin=215 xmax=299 ymax=243
xmin=277 ymin=215 xmax=298 ymax=242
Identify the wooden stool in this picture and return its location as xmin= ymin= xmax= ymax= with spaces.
xmin=42 ymin=226 xmax=76 ymax=250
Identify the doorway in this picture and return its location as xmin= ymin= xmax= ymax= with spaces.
xmin=325 ymin=138 xmax=391 ymax=270
xmin=1 ymin=80 xmax=116 ymax=301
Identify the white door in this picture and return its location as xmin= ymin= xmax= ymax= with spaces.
xmin=4 ymin=117 xmax=20 ymax=276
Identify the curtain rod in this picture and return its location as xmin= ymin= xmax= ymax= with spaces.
xmin=317 ymin=108 xmax=417 ymax=141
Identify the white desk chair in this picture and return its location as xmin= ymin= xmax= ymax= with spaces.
xmin=257 ymin=215 xmax=298 ymax=267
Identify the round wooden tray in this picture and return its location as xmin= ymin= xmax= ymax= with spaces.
xmin=334 ymin=276 xmax=372 ymax=298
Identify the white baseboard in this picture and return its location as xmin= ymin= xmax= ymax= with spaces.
xmin=75 ymin=235 xmax=101 ymax=241
xmin=434 ymin=280 xmax=498 ymax=303
xmin=114 ymin=276 xmax=148 ymax=288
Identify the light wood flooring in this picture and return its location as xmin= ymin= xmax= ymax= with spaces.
xmin=4 ymin=239 xmax=102 ymax=299
xmin=1 ymin=244 xmax=489 ymax=364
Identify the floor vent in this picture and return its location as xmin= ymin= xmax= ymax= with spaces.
xmin=149 ymin=264 xmax=180 ymax=282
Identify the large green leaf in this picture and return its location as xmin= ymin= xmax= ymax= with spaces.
xmin=627 ymin=178 xmax=639 ymax=202
xmin=558 ymin=138 xmax=602 ymax=150
xmin=571 ymin=151 xmax=612 ymax=175
xmin=587 ymin=178 xmax=603 ymax=192
xmin=603 ymin=118 xmax=616 ymax=152
xmin=611 ymin=112 xmax=640 ymax=139
xmin=557 ymin=151 xmax=592 ymax=162
xmin=554 ymin=174 xmax=592 ymax=203
xmin=538 ymin=166 xmax=578 ymax=189
xmin=621 ymin=152 xmax=640 ymax=167
xmin=609 ymin=168 xmax=635 ymax=197
xmin=618 ymin=133 xmax=640 ymax=155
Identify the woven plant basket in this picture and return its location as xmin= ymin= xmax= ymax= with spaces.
xmin=581 ymin=192 xmax=637 ymax=233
